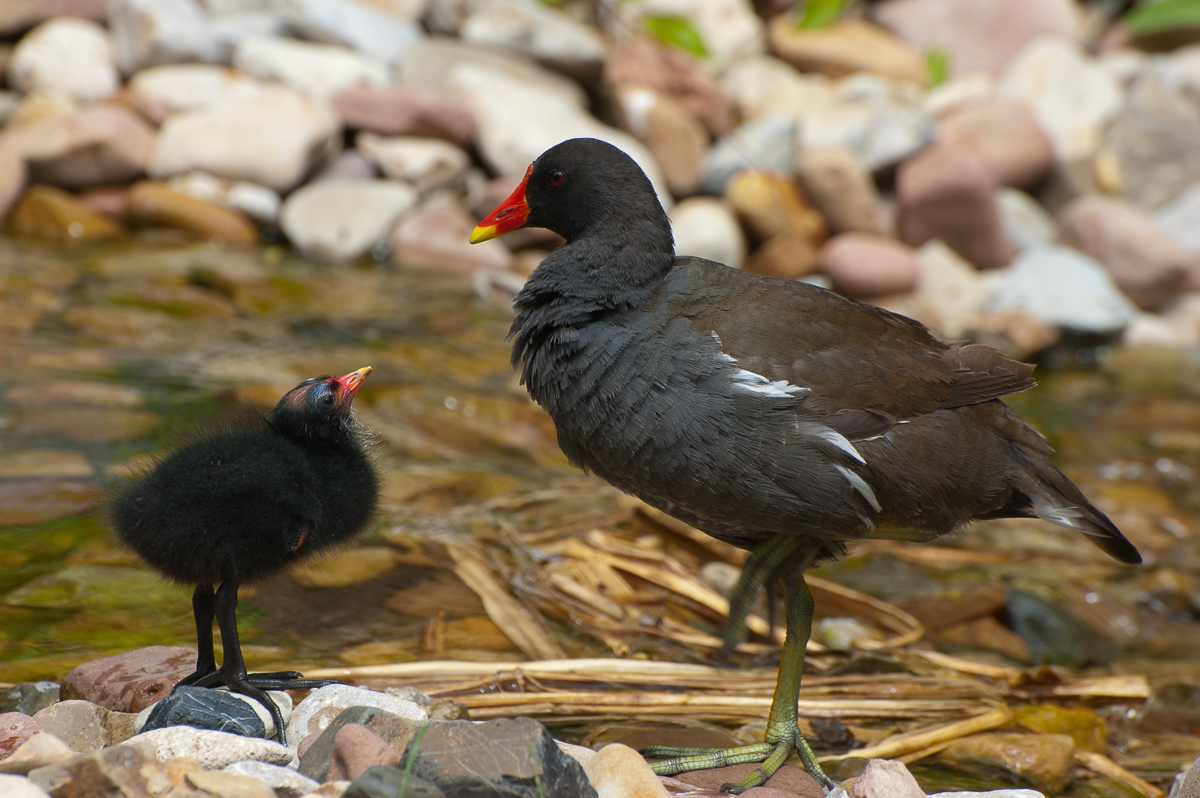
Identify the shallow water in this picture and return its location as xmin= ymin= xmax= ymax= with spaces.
xmin=1 ymin=237 xmax=1198 ymax=794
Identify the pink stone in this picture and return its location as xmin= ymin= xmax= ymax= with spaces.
xmin=333 ymin=85 xmax=476 ymax=147
xmin=819 ymin=233 xmax=921 ymax=298
xmin=328 ymin=723 xmax=401 ymax=782
xmin=938 ymin=99 xmax=1054 ymax=189
xmin=61 ymin=646 xmax=196 ymax=713
xmin=851 ymin=759 xmax=925 ymax=798
xmin=675 ymin=763 xmax=824 ymax=797
xmin=390 ymin=197 xmax=513 ymax=276
xmin=0 ymin=713 xmax=43 ymax=760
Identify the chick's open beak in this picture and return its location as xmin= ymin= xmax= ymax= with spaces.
xmin=332 ymin=367 xmax=372 ymax=404
xmin=470 ymin=164 xmax=532 ymax=244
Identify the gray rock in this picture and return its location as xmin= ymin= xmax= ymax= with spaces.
xmin=345 ymin=765 xmax=444 ymax=798
xmin=983 ymin=245 xmax=1137 ymax=334
xmin=1156 ymin=184 xmax=1200 ymax=255
xmin=669 ymin=197 xmax=746 ymax=269
xmin=288 ymin=685 xmax=427 ymax=754
xmin=139 ymin=685 xmax=286 ymax=738
xmin=280 ymin=178 xmax=417 ymax=262
xmin=225 ymin=759 xmax=320 ymax=797
xmin=275 ymin=0 xmax=422 ymax=64
xmin=998 ymin=187 xmax=1056 ymax=251
xmin=297 ymin=706 xmax=425 ymax=783
xmin=233 ymin=35 xmax=389 ymax=100
xmin=127 ymin=725 xmax=293 ymax=769
xmin=460 ymin=0 xmax=606 ymax=81
xmin=0 ymin=683 xmax=59 ymax=716
xmin=801 ymin=73 xmax=935 ymax=172
xmin=700 ymin=115 xmax=796 ymax=196
xmin=109 ymin=0 xmax=220 ymax=75
xmin=0 ymin=774 xmax=51 ymax=798
xmin=1006 ymin=588 xmax=1117 ymax=667
xmin=1168 ymin=754 xmax=1200 ymax=798
xmin=7 ymin=17 xmax=119 ymax=102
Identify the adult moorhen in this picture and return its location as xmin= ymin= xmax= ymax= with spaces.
xmin=110 ymin=367 xmax=381 ymax=744
xmin=470 ymin=138 xmax=1141 ymax=793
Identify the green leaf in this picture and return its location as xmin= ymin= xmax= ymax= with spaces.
xmin=642 ymin=15 xmax=708 ymax=58
xmin=1124 ymin=0 xmax=1200 ymax=34
xmin=925 ymin=48 xmax=951 ymax=88
xmin=796 ymin=0 xmax=851 ymax=29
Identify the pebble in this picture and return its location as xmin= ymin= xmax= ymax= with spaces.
xmin=7 ymin=17 xmax=118 ymax=102
xmin=0 ymin=0 xmax=107 ymax=36
xmin=938 ymin=99 xmax=1054 ymax=189
xmin=333 ymin=84 xmax=476 ymax=145
xmin=275 ymin=0 xmax=423 ymax=65
xmin=912 ymin=240 xmax=995 ymax=338
xmin=614 ymin=87 xmax=708 ymax=198
xmin=997 ymin=187 xmax=1057 ymax=252
xmin=391 ymin=197 xmax=513 ymax=275
xmin=186 ymin=769 xmax=277 ymax=798
xmin=286 ymin=685 xmax=427 ymax=750
xmin=611 ymin=0 xmax=764 ymax=73
xmin=356 ymin=134 xmax=469 ymax=193
xmin=130 ymin=181 xmax=260 ymax=244
xmin=30 ymin=700 xmax=138 ymax=753
xmin=604 ymin=36 xmax=734 ymax=138
xmin=279 ymin=179 xmax=417 ymax=263
xmin=10 ymin=184 xmax=123 ymax=241
xmin=129 ymin=726 xmax=293 ymax=769
xmin=840 ymin=758 xmax=924 ymax=798
xmin=149 ymin=86 xmax=341 ymax=192
xmin=126 ymin=64 xmax=268 ymax=124
xmin=795 ymin=146 xmax=892 ymax=236
xmin=669 ymin=197 xmax=746 ymax=270
xmin=897 ymin=142 xmax=1014 ymax=270
xmin=168 ymin=171 xmax=282 ymax=225
xmin=0 ymin=772 xmax=53 ymax=796
xmin=768 ymin=18 xmax=925 ymax=86
xmin=232 ymin=35 xmax=389 ymax=101
xmin=0 ymin=713 xmax=44 ymax=759
xmin=0 ymin=684 xmax=60 ymax=717
xmin=818 ymin=234 xmax=920 ymax=299
xmin=61 ymin=646 xmax=195 ymax=713
xmin=138 ymin=685 xmax=292 ymax=739
xmin=1170 ymin=755 xmax=1200 ymax=798
xmin=583 ymin=743 xmax=667 ymax=798
xmin=676 ymin=762 xmax=822 ymax=796
xmin=460 ymin=0 xmax=606 ymax=82
xmin=312 ymin=150 xmax=379 ymax=182
xmin=28 ymin=741 xmax=163 ymax=796
xmin=722 ymin=55 xmax=830 ymax=129
xmin=929 ymin=792 xmax=1044 ymax=798
xmin=297 ymin=708 xmax=422 ymax=783
xmin=940 ymin=732 xmax=1075 ymax=794
xmin=225 ymin=760 xmax=320 ymax=798
xmin=0 ymin=734 xmax=75 ymax=775
xmin=701 ymin=115 xmax=797 ymax=196
xmin=725 ymin=170 xmax=826 ymax=245
xmin=1156 ymin=184 xmax=1200 ymax=254
xmin=108 ymin=0 xmax=220 ymax=75
xmin=743 ymin=233 xmax=820 ymax=281
xmin=1058 ymin=193 xmax=1198 ymax=311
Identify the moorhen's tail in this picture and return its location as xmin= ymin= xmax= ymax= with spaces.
xmin=1015 ymin=459 xmax=1142 ymax=565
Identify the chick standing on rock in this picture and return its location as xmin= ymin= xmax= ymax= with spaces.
xmin=110 ymin=367 xmax=381 ymax=743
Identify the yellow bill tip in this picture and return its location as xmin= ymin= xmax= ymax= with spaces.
xmin=469 ymin=224 xmax=498 ymax=244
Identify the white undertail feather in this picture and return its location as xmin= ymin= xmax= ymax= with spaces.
xmin=814 ymin=428 xmax=866 ymax=464
xmin=1031 ymin=498 xmax=1096 ymax=533
xmin=711 ymin=332 xmax=809 ymax=399
xmin=835 ymin=465 xmax=881 ymax=512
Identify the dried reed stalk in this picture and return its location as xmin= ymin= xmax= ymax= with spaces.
xmin=1074 ymin=750 xmax=1165 ymax=798
xmin=819 ymin=707 xmax=1012 ymax=763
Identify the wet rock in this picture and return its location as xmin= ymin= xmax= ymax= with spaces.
xmin=275 ymin=0 xmax=422 ymax=64
xmin=288 ymin=686 xmax=427 ymax=751
xmin=0 ymin=713 xmax=44 ymax=760
xmin=384 ymin=582 xmax=484 ymax=619
xmin=6 ymin=380 xmax=144 ymax=409
xmin=129 ymin=181 xmax=259 ymax=244
xmin=670 ymin=197 xmax=746 ymax=270
xmin=10 ymin=185 xmax=123 ymax=242
xmin=31 ymin=701 xmax=138 ymax=753
xmin=875 ymin=0 xmax=1080 ymax=78
xmin=15 ymin=407 xmax=159 ymax=444
xmin=997 ymin=187 xmax=1056 ymax=251
xmin=0 ymin=1 xmax=108 ymax=37
xmin=62 ymin=646 xmax=195 ymax=713
xmin=225 ymin=760 xmax=319 ymax=798
xmin=819 ymin=233 xmax=919 ymax=299
xmin=614 ymin=88 xmax=707 ymax=198
xmin=938 ymin=99 xmax=1054 ymax=189
xmin=897 ymin=142 xmax=1014 ymax=269
xmin=726 ymin=171 xmax=826 ymax=245
xmin=391 ymin=197 xmax=513 ymax=275
xmin=1012 ymin=705 xmax=1107 ymax=753
xmin=937 ymin=614 xmax=1031 ymax=662
xmin=232 ymin=35 xmax=389 ymax=101
xmin=1005 ymin=588 xmax=1118 ymax=667
xmin=1156 ymin=184 xmax=1200 ymax=255
xmin=27 ymin=741 xmax=166 ymax=797
xmin=126 ymin=64 xmax=267 ymax=124
xmin=128 ymin=726 xmax=292 ymax=769
xmin=0 ymin=684 xmax=60 ymax=718
xmin=795 ymin=146 xmax=892 ymax=237
xmin=676 ymin=762 xmax=822 ymax=796
xmin=768 ymin=18 xmax=925 ymax=86
xmin=356 ymin=134 xmax=469 ymax=193
xmin=140 ymin=686 xmax=289 ymax=739
xmin=983 ymin=245 xmax=1137 ymax=334
xmin=400 ymin=716 xmax=596 ymax=798
xmin=345 ymin=766 xmax=444 ymax=798
xmin=7 ymin=18 xmax=118 ymax=102
xmin=802 ymin=73 xmax=936 ymax=172
xmin=939 ymin=732 xmax=1074 ymax=794
xmin=280 ymin=179 xmax=416 ymax=262
xmin=701 ymin=115 xmax=796 ymax=196
xmin=333 ymin=84 xmax=475 ymax=145
xmin=290 ymin=546 xmax=401 ymax=589
xmin=1102 ymin=69 xmax=1200 ymax=212
xmin=297 ymin=707 xmax=425 ymax=782
xmin=604 ymin=35 xmax=733 ymax=139
xmin=611 ymin=0 xmax=764 ymax=73
xmin=997 ymin=37 xmax=1122 ymax=162
xmin=1058 ymin=194 xmax=1198 ymax=312
xmin=148 ymin=86 xmax=341 ymax=193
xmin=583 ymin=743 xmax=666 ymax=798
xmin=460 ymin=0 xmax=606 ymax=82
xmin=109 ymin=0 xmax=220 ymax=75
xmin=0 ymin=733 xmax=74 ymax=775
xmin=168 ymin=172 xmax=282 ymax=225
xmin=0 ymin=481 xmax=104 ymax=526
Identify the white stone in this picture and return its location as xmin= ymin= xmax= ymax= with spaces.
xmin=701 ymin=115 xmax=797 ymax=195
xmin=7 ymin=18 xmax=118 ymax=102
xmin=274 ymin=0 xmax=423 ymax=64
xmin=128 ymin=726 xmax=293 ymax=770
xmin=0 ymin=774 xmax=51 ymax=798
xmin=109 ymin=0 xmax=220 ymax=75
xmin=208 ymin=10 xmax=290 ymax=63
xmin=998 ymin=187 xmax=1057 ymax=251
xmin=233 ymin=35 xmax=389 ymax=100
xmin=356 ymin=133 xmax=470 ymax=193
xmin=1155 ymin=184 xmax=1200 ymax=254
xmin=225 ymin=760 xmax=320 ymax=798
xmin=998 ymin=36 xmax=1123 ymax=161
xmin=149 ymin=86 xmax=341 ymax=192
xmin=913 ymin=240 xmax=989 ymax=339
xmin=460 ymin=0 xmax=607 ymax=78
xmin=286 ymin=684 xmax=427 ymax=749
xmin=722 ymin=55 xmax=833 ymax=123
xmin=670 ymin=197 xmax=746 ymax=269
xmin=984 ymin=244 xmax=1138 ymax=333
xmin=1122 ymin=294 xmax=1200 ymax=349
xmin=923 ymin=73 xmax=996 ymax=118
xmin=280 ymin=179 xmax=417 ymax=262
xmin=127 ymin=64 xmax=269 ymax=123
xmin=611 ymin=0 xmax=764 ymax=72
xmin=169 ymin=171 xmax=283 ymax=224
xmin=818 ymin=617 xmax=884 ymax=650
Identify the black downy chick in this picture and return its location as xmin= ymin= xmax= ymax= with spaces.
xmin=111 ymin=367 xmax=381 ymax=743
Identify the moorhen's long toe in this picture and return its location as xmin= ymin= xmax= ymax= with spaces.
xmin=470 ymin=138 xmax=1142 ymax=793
xmin=110 ymin=368 xmax=382 ymax=745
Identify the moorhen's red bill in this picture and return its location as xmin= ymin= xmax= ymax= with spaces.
xmin=110 ymin=367 xmax=381 ymax=744
xmin=471 ymin=138 xmax=1141 ymax=793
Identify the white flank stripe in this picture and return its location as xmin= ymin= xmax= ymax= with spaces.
xmin=835 ymin=466 xmax=882 ymax=512
xmin=731 ymin=369 xmax=809 ymax=398
xmin=815 ymin=428 xmax=865 ymax=464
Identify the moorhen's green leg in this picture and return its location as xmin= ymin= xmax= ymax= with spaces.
xmin=717 ymin=535 xmax=805 ymax=655
xmin=176 ymin=583 xmax=218 ymax=687
xmin=190 ymin=579 xmax=339 ymax=744
xmin=646 ymin=570 xmax=833 ymax=794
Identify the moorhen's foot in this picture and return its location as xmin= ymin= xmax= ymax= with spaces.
xmin=644 ymin=730 xmax=835 ymax=795
xmin=183 ymin=669 xmax=342 ymax=744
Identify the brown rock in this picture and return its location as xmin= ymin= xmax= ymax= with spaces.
xmin=604 ymin=35 xmax=734 ymax=138
xmin=0 ymin=480 xmax=103 ymax=526
xmin=582 ymin=743 xmax=667 ymax=798
xmin=768 ymin=18 xmax=925 ymax=85
xmin=333 ymin=84 xmax=477 ymax=146
xmin=30 ymin=701 xmax=112 ymax=753
xmin=18 ymin=105 xmax=155 ymax=191
xmin=187 ymin=770 xmax=275 ymax=798
xmin=1012 ymin=705 xmax=1107 ymax=753
xmin=875 ymin=0 xmax=1080 ymax=78
xmin=1058 ymin=194 xmax=1198 ymax=312
xmin=297 ymin=706 xmax=424 ymax=784
xmin=28 ymin=742 xmax=167 ymax=798
xmin=17 ymin=406 xmax=159 ymax=444
xmin=615 ymin=87 xmax=707 ymax=198
xmin=10 ymin=184 xmax=123 ymax=241
xmin=0 ymin=713 xmax=43 ymax=759
xmin=818 ymin=233 xmax=920 ymax=298
xmin=936 ymin=614 xmax=1032 ymax=662
xmin=726 ymin=170 xmax=827 ymax=244
xmin=743 ymin=233 xmax=819 ymax=280
xmin=939 ymin=732 xmax=1075 ymax=794
xmin=938 ymin=99 xmax=1054 ymax=189
xmin=129 ymin=181 xmax=258 ymax=245
xmin=61 ymin=645 xmax=196 ymax=713
xmin=897 ymin=142 xmax=1014 ymax=269
xmin=0 ymin=732 xmax=75 ymax=775
xmin=391 ymin=197 xmax=513 ymax=275
xmin=79 ymin=187 xmax=131 ymax=221
xmin=329 ymin=723 xmax=402 ymax=781
xmin=0 ymin=0 xmax=107 ymax=37
xmin=676 ymin=762 xmax=823 ymax=797
xmin=6 ymin=379 xmax=144 ymax=408
xmin=795 ymin=146 xmax=892 ymax=236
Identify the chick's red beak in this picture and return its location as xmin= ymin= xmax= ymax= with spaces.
xmin=470 ymin=165 xmax=532 ymax=244
xmin=332 ymin=366 xmax=372 ymax=405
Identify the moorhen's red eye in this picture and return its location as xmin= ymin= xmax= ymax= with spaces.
xmin=550 ymin=171 xmax=566 ymax=186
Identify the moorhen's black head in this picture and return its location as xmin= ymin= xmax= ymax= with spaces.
xmin=470 ymin=138 xmax=671 ymax=247
xmin=269 ymin=366 xmax=371 ymax=442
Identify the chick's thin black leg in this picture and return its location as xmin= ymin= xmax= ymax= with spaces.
xmin=176 ymin=583 xmax=217 ymax=687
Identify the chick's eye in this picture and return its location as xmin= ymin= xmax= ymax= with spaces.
xmin=321 ymin=393 xmax=336 ymax=406
xmin=549 ymin=171 xmax=566 ymax=187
